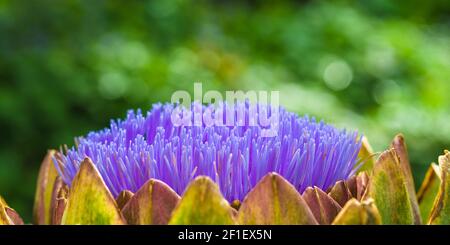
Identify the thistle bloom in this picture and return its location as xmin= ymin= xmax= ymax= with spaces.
xmin=54 ymin=102 xmax=362 ymax=202
xmin=2 ymin=102 xmax=449 ymax=225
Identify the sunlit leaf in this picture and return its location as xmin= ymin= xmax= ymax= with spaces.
xmin=33 ymin=150 xmax=59 ymax=225
xmin=332 ymin=198 xmax=381 ymax=225
xmin=238 ymin=173 xmax=318 ymax=225
xmin=122 ymin=179 xmax=180 ymax=225
xmin=417 ymin=163 xmax=440 ymax=223
xmin=0 ymin=196 xmax=24 ymax=225
xmin=357 ymin=136 xmax=376 ymax=172
xmin=368 ymin=149 xmax=414 ymax=224
xmin=61 ymin=158 xmax=126 ymax=225
xmin=169 ymin=176 xmax=236 ymax=225
xmin=390 ymin=134 xmax=421 ymax=224
xmin=0 ymin=197 xmax=9 ymax=225
xmin=428 ymin=151 xmax=450 ymax=225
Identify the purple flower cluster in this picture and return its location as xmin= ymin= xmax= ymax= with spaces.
xmin=54 ymin=102 xmax=362 ymax=201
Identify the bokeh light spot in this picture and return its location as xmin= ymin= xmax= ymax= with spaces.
xmin=98 ymin=72 xmax=129 ymax=100
xmin=323 ymin=60 xmax=353 ymax=91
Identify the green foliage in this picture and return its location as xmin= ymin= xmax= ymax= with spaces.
xmin=0 ymin=0 xmax=449 ymax=221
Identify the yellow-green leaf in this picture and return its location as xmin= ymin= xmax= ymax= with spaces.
xmin=122 ymin=179 xmax=180 ymax=225
xmin=0 ymin=196 xmax=24 ymax=225
xmin=238 ymin=173 xmax=317 ymax=225
xmin=368 ymin=149 xmax=414 ymax=224
xmin=428 ymin=151 xmax=450 ymax=225
xmin=0 ymin=196 xmax=12 ymax=225
xmin=33 ymin=150 xmax=59 ymax=224
xmin=332 ymin=198 xmax=381 ymax=225
xmin=169 ymin=176 xmax=236 ymax=225
xmin=390 ymin=134 xmax=421 ymax=224
xmin=417 ymin=163 xmax=440 ymax=223
xmin=61 ymin=158 xmax=126 ymax=225
xmin=357 ymin=136 xmax=376 ymax=172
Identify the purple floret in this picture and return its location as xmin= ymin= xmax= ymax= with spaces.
xmin=54 ymin=102 xmax=362 ymax=201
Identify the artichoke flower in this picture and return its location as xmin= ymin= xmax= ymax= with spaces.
xmin=1 ymin=102 xmax=449 ymax=225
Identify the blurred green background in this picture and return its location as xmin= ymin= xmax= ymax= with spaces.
xmin=0 ymin=0 xmax=449 ymax=222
